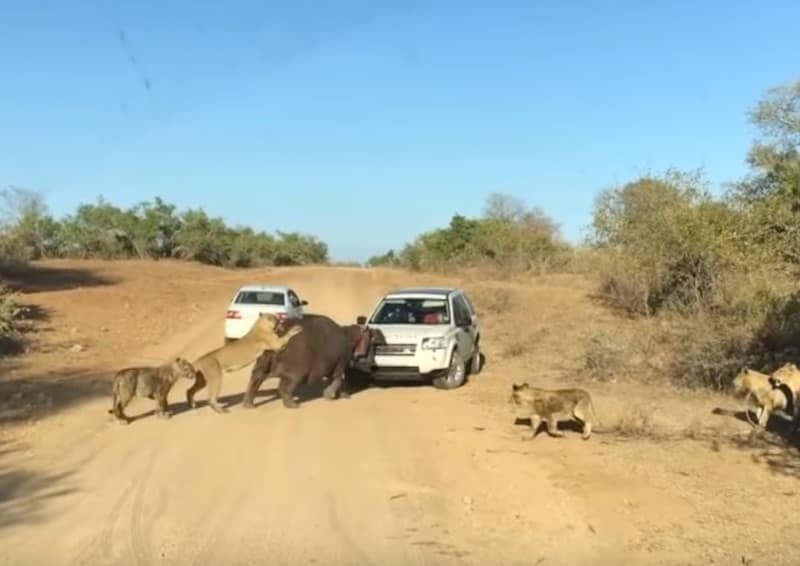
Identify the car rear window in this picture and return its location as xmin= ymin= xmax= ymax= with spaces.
xmin=235 ymin=291 xmax=286 ymax=306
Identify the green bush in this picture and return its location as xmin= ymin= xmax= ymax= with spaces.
xmin=373 ymin=193 xmax=571 ymax=274
xmin=0 ymin=284 xmax=25 ymax=353
xmin=0 ymin=191 xmax=328 ymax=268
xmin=589 ymin=169 xmax=766 ymax=316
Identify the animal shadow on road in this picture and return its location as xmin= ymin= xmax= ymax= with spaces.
xmin=710 ymin=406 xmax=800 ymax=479
xmin=127 ymin=377 xmax=376 ymax=421
xmin=512 ymin=417 xmax=585 ymax=436
xmin=711 ymin=405 xmax=797 ymax=435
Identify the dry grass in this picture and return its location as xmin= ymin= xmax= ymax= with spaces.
xmin=581 ymin=328 xmax=626 ymax=382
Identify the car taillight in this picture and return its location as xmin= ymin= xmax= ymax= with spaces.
xmin=276 ymin=312 xmax=288 ymax=321
xmin=226 ymin=310 xmax=241 ymax=319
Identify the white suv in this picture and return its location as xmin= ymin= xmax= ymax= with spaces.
xmin=224 ymin=284 xmax=308 ymax=342
xmin=355 ymin=287 xmax=482 ymax=389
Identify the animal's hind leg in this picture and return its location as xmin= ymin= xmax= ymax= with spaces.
xmin=527 ymin=415 xmax=542 ymax=440
xmin=545 ymin=418 xmax=565 ymax=438
xmin=242 ymin=373 xmax=268 ymax=408
xmin=112 ymin=392 xmax=132 ymax=425
xmin=580 ymin=419 xmax=593 ymax=440
xmin=186 ymin=371 xmax=206 ymax=409
xmin=242 ymin=351 xmax=273 ymax=408
xmin=279 ymin=377 xmax=300 ymax=409
xmin=323 ymin=366 xmax=348 ymax=400
xmin=573 ymin=406 xmax=592 ymax=440
xmin=206 ymin=374 xmax=229 ymax=414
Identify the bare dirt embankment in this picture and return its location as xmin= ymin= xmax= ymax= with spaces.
xmin=0 ymin=259 xmax=798 ymax=565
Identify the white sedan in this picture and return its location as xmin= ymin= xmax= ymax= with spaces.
xmin=224 ymin=284 xmax=308 ymax=342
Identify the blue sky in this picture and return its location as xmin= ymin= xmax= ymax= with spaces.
xmin=2 ymin=1 xmax=799 ymax=261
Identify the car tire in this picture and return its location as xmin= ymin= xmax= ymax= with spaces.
xmin=469 ymin=340 xmax=482 ymax=375
xmin=433 ymin=350 xmax=467 ymax=390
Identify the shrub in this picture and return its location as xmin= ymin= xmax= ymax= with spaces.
xmin=590 ymin=169 xmax=767 ymax=316
xmin=372 ymin=193 xmax=571 ymax=275
xmin=0 ymin=191 xmax=329 ymax=268
xmin=582 ymin=328 xmax=626 ymax=381
xmin=0 ymin=284 xmax=25 ymax=353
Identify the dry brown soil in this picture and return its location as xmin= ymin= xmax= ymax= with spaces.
xmin=0 ymin=259 xmax=798 ymax=565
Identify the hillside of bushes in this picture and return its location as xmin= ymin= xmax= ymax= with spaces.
xmin=369 ymin=74 xmax=800 ymax=391
xmin=0 ymin=194 xmax=329 ymax=351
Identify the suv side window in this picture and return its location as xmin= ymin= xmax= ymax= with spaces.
xmin=452 ymin=294 xmax=471 ymax=327
xmin=288 ymin=290 xmax=301 ymax=308
xmin=462 ymin=293 xmax=476 ymax=315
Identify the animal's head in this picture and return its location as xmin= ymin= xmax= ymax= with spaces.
xmin=731 ymin=366 xmax=770 ymax=395
xmin=731 ymin=367 xmax=751 ymax=394
xmin=772 ymin=362 xmax=800 ymax=383
xmin=509 ymin=382 xmax=530 ymax=404
xmin=169 ymin=357 xmax=197 ymax=381
xmin=347 ymin=323 xmax=386 ymax=360
xmin=246 ymin=312 xmax=280 ymax=337
xmin=272 ymin=315 xmax=296 ymax=338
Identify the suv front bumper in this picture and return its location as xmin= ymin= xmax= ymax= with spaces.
xmin=352 ymin=348 xmax=451 ymax=380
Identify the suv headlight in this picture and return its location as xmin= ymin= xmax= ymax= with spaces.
xmin=421 ymin=337 xmax=446 ymax=350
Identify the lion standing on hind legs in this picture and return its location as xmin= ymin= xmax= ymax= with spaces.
xmin=186 ymin=312 xmax=303 ymax=413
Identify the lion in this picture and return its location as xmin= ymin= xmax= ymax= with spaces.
xmin=509 ymin=382 xmax=596 ymax=440
xmin=731 ymin=366 xmax=799 ymax=430
xmin=108 ymin=357 xmax=197 ymax=424
xmin=186 ymin=312 xmax=302 ymax=413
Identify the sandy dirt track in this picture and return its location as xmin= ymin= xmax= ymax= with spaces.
xmin=0 ymin=267 xmax=609 ymax=566
xmin=1 ymin=262 xmax=799 ymax=565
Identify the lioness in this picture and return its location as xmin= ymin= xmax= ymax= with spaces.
xmin=186 ymin=312 xmax=302 ymax=413
xmin=108 ymin=357 xmax=197 ymax=424
xmin=731 ymin=367 xmax=797 ymax=429
xmin=509 ymin=382 xmax=596 ymax=440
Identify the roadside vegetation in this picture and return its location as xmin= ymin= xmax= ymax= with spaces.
xmin=370 ymin=74 xmax=800 ymax=392
xmin=3 ymin=75 xmax=799 ymax=392
xmin=0 ymin=193 xmax=328 ymax=351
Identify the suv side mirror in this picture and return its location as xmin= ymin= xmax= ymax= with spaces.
xmin=356 ymin=315 xmax=367 ymax=325
xmin=300 ymin=300 xmax=308 ymax=306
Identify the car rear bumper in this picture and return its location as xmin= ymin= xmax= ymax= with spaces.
xmin=225 ymin=319 xmax=253 ymax=339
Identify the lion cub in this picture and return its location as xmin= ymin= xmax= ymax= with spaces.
xmin=109 ymin=357 xmax=197 ymax=424
xmin=509 ymin=382 xmax=596 ymax=440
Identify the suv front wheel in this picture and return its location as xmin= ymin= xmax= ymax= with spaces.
xmin=432 ymin=350 xmax=466 ymax=390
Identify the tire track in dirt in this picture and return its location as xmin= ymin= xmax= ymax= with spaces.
xmin=0 ymin=267 xmax=606 ymax=565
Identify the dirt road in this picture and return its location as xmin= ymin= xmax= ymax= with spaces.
xmin=2 ymin=262 xmax=799 ymax=565
xmin=0 ymin=268 xmax=615 ymax=566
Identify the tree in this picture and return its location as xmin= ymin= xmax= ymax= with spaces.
xmin=0 ymin=186 xmax=59 ymax=259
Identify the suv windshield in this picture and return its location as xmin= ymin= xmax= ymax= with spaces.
xmin=370 ymin=297 xmax=450 ymax=325
xmin=235 ymin=290 xmax=286 ymax=306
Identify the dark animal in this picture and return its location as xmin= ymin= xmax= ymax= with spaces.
xmin=108 ymin=357 xmax=197 ymax=424
xmin=242 ymin=314 xmax=384 ymax=409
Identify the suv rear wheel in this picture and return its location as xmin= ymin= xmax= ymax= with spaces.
xmin=433 ymin=350 xmax=466 ymax=390
xmin=470 ymin=343 xmax=483 ymax=375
